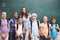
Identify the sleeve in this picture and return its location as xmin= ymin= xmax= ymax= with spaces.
xmin=49 ymin=24 xmax=51 ymax=28
xmin=49 ymin=24 xmax=53 ymax=29
xmin=9 ymin=20 xmax=11 ymax=24
xmin=56 ymin=24 xmax=59 ymax=29
xmin=29 ymin=13 xmax=31 ymax=18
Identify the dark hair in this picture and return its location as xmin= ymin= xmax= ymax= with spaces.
xmin=0 ymin=20 xmax=1 ymax=26
xmin=13 ymin=11 xmax=18 ymax=15
xmin=51 ymin=17 xmax=56 ymax=24
xmin=51 ymin=17 xmax=56 ymax=20
xmin=21 ymin=7 xmax=28 ymax=18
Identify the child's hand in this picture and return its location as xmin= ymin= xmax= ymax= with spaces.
xmin=16 ymin=33 xmax=19 ymax=37
xmin=1 ymin=34 xmax=7 ymax=39
xmin=30 ymin=35 xmax=33 ymax=39
xmin=37 ymin=34 xmax=40 ymax=38
xmin=45 ymin=35 xmax=48 ymax=39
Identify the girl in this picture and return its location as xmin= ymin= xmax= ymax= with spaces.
xmin=40 ymin=16 xmax=50 ymax=40
xmin=15 ymin=17 xmax=25 ymax=40
xmin=21 ymin=7 xmax=31 ymax=40
xmin=0 ymin=11 xmax=10 ymax=40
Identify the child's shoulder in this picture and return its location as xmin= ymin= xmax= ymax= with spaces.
xmin=40 ymin=23 xmax=44 ymax=26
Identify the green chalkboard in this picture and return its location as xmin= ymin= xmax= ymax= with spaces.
xmin=0 ymin=0 xmax=60 ymax=25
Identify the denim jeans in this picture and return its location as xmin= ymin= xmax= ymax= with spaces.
xmin=40 ymin=36 xmax=47 ymax=40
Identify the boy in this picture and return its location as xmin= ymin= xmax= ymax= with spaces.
xmin=30 ymin=13 xmax=40 ymax=40
xmin=9 ymin=11 xmax=18 ymax=40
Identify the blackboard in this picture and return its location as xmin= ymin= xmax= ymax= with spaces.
xmin=0 ymin=0 xmax=60 ymax=25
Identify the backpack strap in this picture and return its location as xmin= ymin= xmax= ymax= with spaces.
xmin=31 ymin=20 xmax=40 ymax=32
xmin=37 ymin=20 xmax=40 ymax=29
xmin=17 ymin=23 xmax=24 ymax=30
xmin=30 ymin=21 xmax=33 ymax=32
xmin=17 ymin=24 xmax=18 ymax=30
xmin=47 ymin=23 xmax=50 ymax=36
xmin=51 ymin=24 xmax=57 ymax=28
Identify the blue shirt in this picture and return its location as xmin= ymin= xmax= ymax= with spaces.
xmin=49 ymin=24 xmax=59 ymax=38
xmin=9 ymin=19 xmax=17 ymax=33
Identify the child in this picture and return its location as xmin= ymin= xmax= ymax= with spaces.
xmin=49 ymin=17 xmax=59 ymax=40
xmin=40 ymin=16 xmax=50 ymax=40
xmin=9 ymin=11 xmax=18 ymax=40
xmin=15 ymin=17 xmax=25 ymax=40
xmin=0 ymin=11 xmax=10 ymax=40
xmin=30 ymin=13 xmax=40 ymax=40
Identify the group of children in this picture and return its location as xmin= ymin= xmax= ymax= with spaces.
xmin=0 ymin=7 xmax=60 ymax=40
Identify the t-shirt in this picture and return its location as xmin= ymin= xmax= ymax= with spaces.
xmin=32 ymin=20 xmax=40 ymax=35
xmin=9 ymin=19 xmax=18 ymax=33
xmin=17 ymin=24 xmax=22 ymax=34
xmin=49 ymin=24 xmax=59 ymax=38
xmin=40 ymin=23 xmax=49 ymax=37
xmin=0 ymin=19 xmax=8 ymax=34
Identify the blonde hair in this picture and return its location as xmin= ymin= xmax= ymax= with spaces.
xmin=32 ymin=13 xmax=37 ymax=17
xmin=43 ymin=16 xmax=48 ymax=21
xmin=43 ymin=16 xmax=48 ymax=19
xmin=2 ymin=12 xmax=6 ymax=14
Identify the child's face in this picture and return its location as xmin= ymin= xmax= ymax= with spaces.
xmin=52 ymin=19 xmax=56 ymax=24
xmin=14 ymin=13 xmax=18 ymax=19
xmin=18 ymin=18 xmax=22 ymax=24
xmin=43 ymin=17 xmax=48 ymax=23
xmin=32 ymin=15 xmax=37 ymax=20
xmin=2 ymin=12 xmax=7 ymax=19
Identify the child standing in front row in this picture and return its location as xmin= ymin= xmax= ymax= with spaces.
xmin=30 ymin=13 xmax=40 ymax=40
xmin=49 ymin=17 xmax=59 ymax=40
xmin=15 ymin=17 xmax=25 ymax=40
xmin=40 ymin=16 xmax=50 ymax=40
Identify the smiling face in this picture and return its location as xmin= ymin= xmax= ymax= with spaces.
xmin=2 ymin=12 xmax=7 ymax=19
xmin=52 ymin=18 xmax=56 ymax=24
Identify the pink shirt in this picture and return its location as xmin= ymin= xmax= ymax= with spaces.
xmin=0 ymin=19 xmax=8 ymax=34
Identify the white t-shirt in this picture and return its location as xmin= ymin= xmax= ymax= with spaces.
xmin=17 ymin=24 xmax=22 ymax=34
xmin=32 ymin=20 xmax=40 ymax=35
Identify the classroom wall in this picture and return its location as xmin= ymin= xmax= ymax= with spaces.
xmin=0 ymin=0 xmax=60 ymax=25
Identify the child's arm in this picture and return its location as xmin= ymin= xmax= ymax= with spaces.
xmin=0 ymin=32 xmax=7 ymax=39
xmin=30 ymin=28 xmax=32 ymax=39
xmin=7 ymin=23 xmax=10 ymax=35
xmin=15 ymin=24 xmax=19 ymax=36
